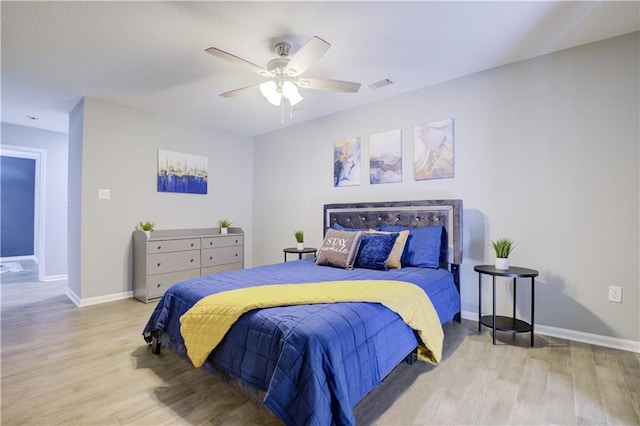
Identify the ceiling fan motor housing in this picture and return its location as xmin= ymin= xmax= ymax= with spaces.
xmin=274 ymin=42 xmax=291 ymax=58
xmin=266 ymin=57 xmax=291 ymax=75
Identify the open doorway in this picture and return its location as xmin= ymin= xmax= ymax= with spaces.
xmin=0 ymin=146 xmax=45 ymax=282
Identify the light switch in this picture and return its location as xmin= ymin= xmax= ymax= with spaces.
xmin=98 ymin=189 xmax=110 ymax=200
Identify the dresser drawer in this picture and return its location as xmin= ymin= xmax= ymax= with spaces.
xmin=147 ymin=238 xmax=200 ymax=254
xmin=201 ymin=235 xmax=244 ymax=249
xmin=148 ymin=250 xmax=201 ymax=275
xmin=201 ymin=263 xmax=242 ymax=276
xmin=201 ymin=246 xmax=243 ymax=268
xmin=147 ymin=269 xmax=201 ymax=298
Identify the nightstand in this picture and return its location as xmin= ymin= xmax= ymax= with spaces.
xmin=283 ymin=247 xmax=317 ymax=262
xmin=474 ymin=265 xmax=538 ymax=346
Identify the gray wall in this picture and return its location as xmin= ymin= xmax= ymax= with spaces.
xmin=253 ymin=33 xmax=639 ymax=342
xmin=1 ymin=123 xmax=68 ymax=279
xmin=68 ymin=97 xmax=253 ymax=302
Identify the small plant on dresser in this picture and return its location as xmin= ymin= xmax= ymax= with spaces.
xmin=219 ymin=219 xmax=233 ymax=234
xmin=138 ymin=221 xmax=155 ymax=238
xmin=139 ymin=221 xmax=155 ymax=231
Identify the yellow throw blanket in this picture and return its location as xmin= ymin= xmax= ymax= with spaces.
xmin=180 ymin=280 xmax=444 ymax=368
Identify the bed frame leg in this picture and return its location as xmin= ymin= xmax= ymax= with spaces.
xmin=451 ymin=263 xmax=462 ymax=323
xmin=151 ymin=335 xmax=161 ymax=355
xmin=405 ymin=351 xmax=416 ymax=365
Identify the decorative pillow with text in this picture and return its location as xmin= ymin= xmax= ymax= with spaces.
xmin=316 ymin=229 xmax=363 ymax=269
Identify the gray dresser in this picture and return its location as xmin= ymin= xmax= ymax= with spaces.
xmin=133 ymin=228 xmax=244 ymax=303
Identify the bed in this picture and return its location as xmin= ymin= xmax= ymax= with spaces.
xmin=142 ymin=199 xmax=463 ymax=425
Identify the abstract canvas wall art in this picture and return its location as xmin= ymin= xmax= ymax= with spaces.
xmin=414 ymin=118 xmax=454 ymax=180
xmin=157 ymin=149 xmax=208 ymax=194
xmin=333 ymin=137 xmax=361 ymax=187
xmin=369 ymin=129 xmax=402 ymax=184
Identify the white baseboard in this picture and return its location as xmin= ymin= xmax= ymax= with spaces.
xmin=0 ymin=255 xmax=36 ymax=262
xmin=65 ymin=288 xmax=134 ymax=307
xmin=65 ymin=288 xmax=81 ymax=306
xmin=535 ymin=324 xmax=640 ymax=353
xmin=460 ymin=310 xmax=639 ymax=354
xmin=44 ymin=274 xmax=68 ymax=282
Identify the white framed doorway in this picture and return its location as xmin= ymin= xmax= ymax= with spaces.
xmin=0 ymin=144 xmax=46 ymax=282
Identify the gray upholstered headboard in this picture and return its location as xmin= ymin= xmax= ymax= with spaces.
xmin=323 ymin=199 xmax=463 ymax=265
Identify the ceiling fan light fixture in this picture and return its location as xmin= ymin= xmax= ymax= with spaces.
xmin=287 ymin=92 xmax=303 ymax=106
xmin=266 ymin=92 xmax=282 ymax=106
xmin=259 ymin=80 xmax=282 ymax=106
xmin=282 ymin=80 xmax=303 ymax=106
xmin=259 ymin=80 xmax=277 ymax=97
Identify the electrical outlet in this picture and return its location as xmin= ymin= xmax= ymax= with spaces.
xmin=98 ymin=189 xmax=110 ymax=200
xmin=608 ymin=286 xmax=622 ymax=303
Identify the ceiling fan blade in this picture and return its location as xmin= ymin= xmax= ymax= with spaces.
xmin=220 ymin=84 xmax=260 ymax=98
xmin=205 ymin=47 xmax=271 ymax=77
xmin=285 ymin=36 xmax=330 ymax=77
xmin=298 ymin=78 xmax=361 ymax=93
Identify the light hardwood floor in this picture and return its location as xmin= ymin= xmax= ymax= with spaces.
xmin=0 ymin=259 xmax=39 ymax=284
xmin=1 ymin=279 xmax=638 ymax=425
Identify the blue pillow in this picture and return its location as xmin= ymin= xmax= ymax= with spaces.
xmin=379 ymin=225 xmax=443 ymax=268
xmin=332 ymin=222 xmax=375 ymax=232
xmin=354 ymin=233 xmax=399 ymax=271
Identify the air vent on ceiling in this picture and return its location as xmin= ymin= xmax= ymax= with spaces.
xmin=367 ymin=78 xmax=395 ymax=89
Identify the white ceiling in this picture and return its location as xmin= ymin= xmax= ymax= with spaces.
xmin=2 ymin=1 xmax=638 ymax=137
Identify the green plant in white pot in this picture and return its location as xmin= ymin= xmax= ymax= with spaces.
xmin=219 ymin=219 xmax=232 ymax=234
xmin=490 ymin=238 xmax=515 ymax=270
xmin=294 ymin=230 xmax=304 ymax=250
xmin=139 ymin=221 xmax=155 ymax=238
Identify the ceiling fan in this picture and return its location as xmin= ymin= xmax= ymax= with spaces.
xmin=205 ymin=36 xmax=361 ymax=108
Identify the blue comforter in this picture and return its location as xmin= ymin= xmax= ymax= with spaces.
xmin=143 ymin=259 xmax=459 ymax=425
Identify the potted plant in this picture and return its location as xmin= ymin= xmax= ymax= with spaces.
xmin=490 ymin=238 xmax=515 ymax=270
xmin=294 ymin=230 xmax=304 ymax=250
xmin=219 ymin=219 xmax=232 ymax=234
xmin=139 ymin=221 xmax=155 ymax=239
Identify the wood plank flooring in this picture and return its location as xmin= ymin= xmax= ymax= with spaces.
xmin=0 ymin=259 xmax=39 ymax=284
xmin=1 ymin=279 xmax=638 ymax=425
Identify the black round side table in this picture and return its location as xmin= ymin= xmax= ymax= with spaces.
xmin=283 ymin=247 xmax=317 ymax=262
xmin=474 ymin=265 xmax=539 ymax=346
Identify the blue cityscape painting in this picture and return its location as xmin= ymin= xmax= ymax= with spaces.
xmin=157 ymin=149 xmax=208 ymax=194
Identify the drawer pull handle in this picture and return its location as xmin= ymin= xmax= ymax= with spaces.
xmin=235 ymin=253 xmax=238 ymax=257
xmin=190 ymin=259 xmax=194 ymax=262
xmin=157 ymin=263 xmax=161 ymax=267
xmin=157 ymin=246 xmax=162 ymax=250
xmin=157 ymin=284 xmax=161 ymax=288
xmin=209 ymin=242 xmax=213 ymax=246
xmin=209 ymin=257 xmax=213 ymax=260
xmin=190 ymin=243 xmax=194 ymax=247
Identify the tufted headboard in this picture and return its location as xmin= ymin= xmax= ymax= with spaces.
xmin=323 ymin=199 xmax=463 ymax=292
